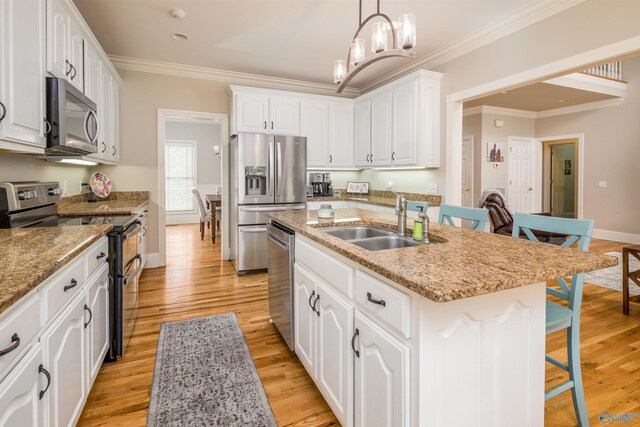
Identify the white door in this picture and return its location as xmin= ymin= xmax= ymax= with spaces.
xmin=354 ymin=98 xmax=371 ymax=168
xmin=461 ymin=136 xmax=473 ymax=207
xmin=391 ymin=80 xmax=417 ymax=166
xmin=0 ymin=345 xmax=45 ymax=427
xmin=370 ymin=91 xmax=392 ymax=166
xmin=294 ymin=265 xmax=317 ymax=377
xmin=316 ymin=282 xmax=354 ymax=426
xmin=301 ymin=99 xmax=328 ymax=168
xmin=42 ymin=295 xmax=87 ymax=427
xmin=235 ymin=92 xmax=269 ymax=133
xmin=354 ymin=312 xmax=409 ymax=427
xmin=269 ymin=95 xmax=300 ymax=136
xmin=0 ymin=0 xmax=46 ymax=147
xmin=328 ymin=102 xmax=354 ymax=167
xmin=508 ymin=137 xmax=535 ymax=213
xmin=550 ymin=147 xmax=565 ymax=216
xmin=86 ymin=270 xmax=109 ymax=387
xmin=67 ymin=18 xmax=84 ymax=91
xmin=46 ymin=0 xmax=68 ymax=79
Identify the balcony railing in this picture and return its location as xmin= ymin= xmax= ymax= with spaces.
xmin=582 ymin=61 xmax=623 ymax=81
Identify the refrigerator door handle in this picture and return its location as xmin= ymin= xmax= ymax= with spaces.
xmin=267 ymin=141 xmax=273 ymax=196
xmin=239 ymin=205 xmax=306 ymax=212
xmin=276 ymin=142 xmax=283 ymax=197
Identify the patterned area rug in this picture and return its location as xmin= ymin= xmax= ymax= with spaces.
xmin=147 ymin=312 xmax=277 ymax=427
xmin=584 ymin=252 xmax=640 ymax=296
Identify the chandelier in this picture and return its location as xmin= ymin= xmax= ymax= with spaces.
xmin=334 ymin=0 xmax=416 ymax=93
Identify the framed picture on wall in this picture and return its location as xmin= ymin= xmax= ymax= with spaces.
xmin=487 ymin=143 xmax=505 ymax=162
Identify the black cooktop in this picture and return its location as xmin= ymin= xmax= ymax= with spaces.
xmin=28 ymin=214 xmax=138 ymax=232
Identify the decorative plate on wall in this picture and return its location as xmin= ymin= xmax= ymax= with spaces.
xmin=90 ymin=172 xmax=112 ymax=198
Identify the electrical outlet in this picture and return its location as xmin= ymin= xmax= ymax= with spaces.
xmin=62 ymin=181 xmax=68 ymax=195
xmin=426 ymin=183 xmax=438 ymax=194
xmin=598 ymin=180 xmax=607 ymax=188
xmin=386 ymin=181 xmax=394 ymax=191
xmin=80 ymin=182 xmax=91 ymax=193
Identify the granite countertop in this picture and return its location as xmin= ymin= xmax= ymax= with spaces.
xmin=0 ymin=225 xmax=113 ymax=315
xmin=309 ymin=190 xmax=441 ymax=208
xmin=267 ymin=208 xmax=618 ymax=303
xmin=58 ymin=191 xmax=149 ymax=217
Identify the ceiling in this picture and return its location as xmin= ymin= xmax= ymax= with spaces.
xmin=73 ymin=0 xmax=549 ymax=89
xmin=464 ymin=81 xmax=617 ymax=111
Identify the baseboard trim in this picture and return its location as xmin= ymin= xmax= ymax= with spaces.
xmin=145 ymin=253 xmax=165 ymax=269
xmin=593 ymin=228 xmax=640 ymax=245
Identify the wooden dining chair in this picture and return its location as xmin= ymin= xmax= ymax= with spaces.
xmin=512 ymin=212 xmax=595 ymax=427
xmin=438 ymin=204 xmax=489 ymax=231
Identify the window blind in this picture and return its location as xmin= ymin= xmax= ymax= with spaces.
xmin=165 ymin=141 xmax=197 ymax=212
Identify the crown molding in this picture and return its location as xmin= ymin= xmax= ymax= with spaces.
xmin=544 ymin=72 xmax=627 ymax=98
xmin=464 ymin=98 xmax=623 ymax=120
xmin=108 ymin=55 xmax=360 ymax=98
xmin=358 ymin=0 xmax=587 ymax=94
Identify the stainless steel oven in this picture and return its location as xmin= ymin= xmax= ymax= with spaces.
xmin=45 ymin=77 xmax=99 ymax=155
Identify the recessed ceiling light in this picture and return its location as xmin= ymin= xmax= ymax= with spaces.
xmin=171 ymin=33 xmax=189 ymax=41
xmin=170 ymin=9 xmax=186 ymax=19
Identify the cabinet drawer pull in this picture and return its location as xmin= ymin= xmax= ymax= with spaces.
xmin=84 ymin=304 xmax=93 ymax=329
xmin=366 ymin=154 xmax=370 ymax=162
xmin=370 ymin=153 xmax=373 ymax=162
xmin=263 ymin=121 xmax=267 ymax=129
xmin=96 ymin=251 xmax=106 ymax=260
xmin=43 ymin=118 xmax=52 ymax=135
xmin=38 ymin=365 xmax=51 ymax=400
xmin=70 ymin=64 xmax=77 ymax=80
xmin=366 ymin=292 xmax=386 ymax=307
xmin=329 ymin=155 xmax=333 ymax=163
xmin=271 ymin=121 xmax=274 ymax=130
xmin=313 ymin=294 xmax=320 ymax=316
xmin=392 ymin=151 xmax=395 ymax=161
xmin=102 ymin=141 xmax=107 ymax=153
xmin=351 ymin=328 xmax=360 ymax=358
xmin=65 ymin=60 xmax=72 ymax=76
xmin=0 ymin=101 xmax=6 ymax=123
xmin=0 ymin=333 xmax=20 ymax=356
xmin=308 ymin=290 xmax=316 ymax=310
xmin=112 ymin=146 xmax=116 ymax=155
xmin=64 ymin=278 xmax=78 ymax=292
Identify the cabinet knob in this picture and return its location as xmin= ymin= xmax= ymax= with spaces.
xmin=329 ymin=155 xmax=333 ymax=163
xmin=65 ymin=60 xmax=72 ymax=76
xmin=271 ymin=121 xmax=274 ymax=130
xmin=391 ymin=152 xmax=395 ymax=161
xmin=263 ymin=121 xmax=267 ymax=129
xmin=0 ymin=101 xmax=5 ymax=124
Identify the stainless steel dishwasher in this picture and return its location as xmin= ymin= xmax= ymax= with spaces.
xmin=267 ymin=221 xmax=295 ymax=351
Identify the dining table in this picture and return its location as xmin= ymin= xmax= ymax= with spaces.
xmin=206 ymin=194 xmax=222 ymax=243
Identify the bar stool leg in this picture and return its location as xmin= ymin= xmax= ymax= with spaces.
xmin=623 ymin=249 xmax=630 ymax=315
xmin=568 ymin=322 xmax=588 ymax=426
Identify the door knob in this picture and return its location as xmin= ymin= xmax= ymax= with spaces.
xmin=528 ymin=187 xmax=533 ymax=191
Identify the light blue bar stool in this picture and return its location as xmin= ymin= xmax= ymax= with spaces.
xmin=437 ymin=204 xmax=489 ymax=231
xmin=407 ymin=201 xmax=429 ymax=213
xmin=512 ymin=212 xmax=595 ymax=427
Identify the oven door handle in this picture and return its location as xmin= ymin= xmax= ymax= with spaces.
xmin=122 ymin=221 xmax=142 ymax=241
xmin=123 ymin=254 xmax=143 ymax=285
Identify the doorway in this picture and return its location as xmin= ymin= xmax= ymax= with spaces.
xmin=507 ymin=137 xmax=535 ymax=213
xmin=461 ymin=136 xmax=474 ymax=207
xmin=542 ymin=138 xmax=579 ymax=218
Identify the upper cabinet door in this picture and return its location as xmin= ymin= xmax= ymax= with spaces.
xmin=46 ymin=0 xmax=68 ymax=79
xmin=0 ymin=0 xmax=46 ymax=147
xmin=270 ymin=95 xmax=300 ymax=136
xmin=354 ymin=311 xmax=410 ymax=427
xmin=68 ymin=18 xmax=84 ymax=91
xmin=391 ymin=80 xmax=417 ymax=166
xmin=354 ymin=98 xmax=371 ymax=168
xmin=99 ymin=70 xmax=112 ymax=160
xmin=110 ymin=81 xmax=120 ymax=161
xmin=370 ymin=91 xmax=392 ymax=167
xmin=301 ymin=99 xmax=329 ymax=168
xmin=327 ymin=102 xmax=354 ymax=167
xmin=235 ymin=92 xmax=270 ymax=133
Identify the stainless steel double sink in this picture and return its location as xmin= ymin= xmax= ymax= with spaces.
xmin=320 ymin=225 xmax=427 ymax=251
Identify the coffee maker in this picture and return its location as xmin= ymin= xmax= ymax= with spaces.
xmin=310 ymin=173 xmax=333 ymax=197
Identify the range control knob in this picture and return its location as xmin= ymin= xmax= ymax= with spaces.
xmin=17 ymin=190 xmax=34 ymax=201
xmin=48 ymin=188 xmax=62 ymax=196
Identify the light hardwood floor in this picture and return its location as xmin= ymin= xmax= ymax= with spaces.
xmin=78 ymin=224 xmax=639 ymax=427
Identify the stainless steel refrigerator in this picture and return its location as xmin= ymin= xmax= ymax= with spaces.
xmin=230 ymin=133 xmax=307 ymax=274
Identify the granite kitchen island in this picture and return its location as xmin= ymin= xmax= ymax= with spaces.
xmin=267 ymin=208 xmax=616 ymax=427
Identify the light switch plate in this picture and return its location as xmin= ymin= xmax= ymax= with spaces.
xmin=426 ymin=183 xmax=438 ymax=194
xmin=598 ymin=180 xmax=607 ymax=188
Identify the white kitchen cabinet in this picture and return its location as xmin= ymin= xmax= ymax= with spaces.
xmin=354 ymin=98 xmax=371 ymax=168
xmin=99 ymin=70 xmax=120 ymax=162
xmin=85 ymin=268 xmax=109 ymax=388
xmin=85 ymin=43 xmax=103 ymax=158
xmin=110 ymin=82 xmax=120 ymax=162
xmin=294 ymin=264 xmax=317 ymax=376
xmin=327 ymin=102 xmax=354 ymax=167
xmin=300 ymin=99 xmax=328 ymax=168
xmin=269 ymin=95 xmax=300 ymax=135
xmin=234 ymin=92 xmax=270 ymax=133
xmin=0 ymin=0 xmax=46 ymax=151
xmin=391 ymin=80 xmax=417 ymax=166
xmin=354 ymin=311 xmax=409 ymax=427
xmin=316 ymin=281 xmax=354 ymax=426
xmin=67 ymin=17 xmax=84 ymax=91
xmin=370 ymin=91 xmax=392 ymax=167
xmin=41 ymin=293 xmax=87 ymax=427
xmin=0 ymin=345 xmax=45 ymax=427
xmin=46 ymin=0 xmax=68 ymax=79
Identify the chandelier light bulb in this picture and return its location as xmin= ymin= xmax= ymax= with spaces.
xmin=351 ymin=38 xmax=366 ymax=66
xmin=371 ymin=22 xmax=388 ymax=53
xmin=333 ymin=60 xmax=347 ymax=84
xmin=398 ymin=14 xmax=416 ymax=50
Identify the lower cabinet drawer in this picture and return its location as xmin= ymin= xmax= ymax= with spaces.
xmin=0 ymin=292 xmax=41 ymax=380
xmin=40 ymin=257 xmax=86 ymax=323
xmin=355 ymin=270 xmax=411 ymax=339
xmin=86 ymin=238 xmax=109 ymax=278
xmin=296 ymin=237 xmax=353 ymax=298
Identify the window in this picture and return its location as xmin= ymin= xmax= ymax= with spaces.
xmin=165 ymin=140 xmax=197 ymax=212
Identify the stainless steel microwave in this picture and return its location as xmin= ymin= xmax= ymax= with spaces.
xmin=45 ymin=77 xmax=99 ymax=155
